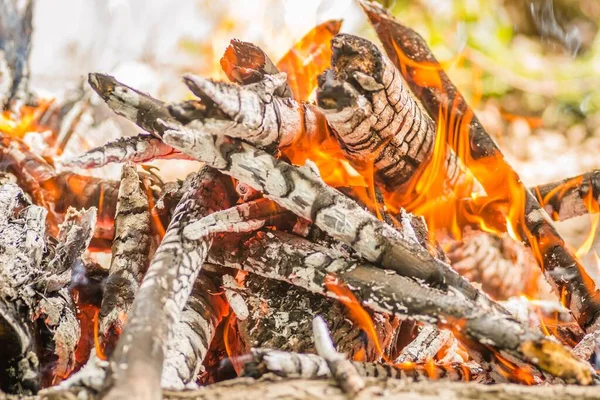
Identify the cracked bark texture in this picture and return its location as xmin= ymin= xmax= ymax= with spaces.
xmin=532 ymin=169 xmax=600 ymax=221
xmin=241 ymin=349 xmax=489 ymax=383
xmin=62 ymin=134 xmax=186 ymax=169
xmin=207 ymin=230 xmax=593 ymax=384
xmin=394 ymin=325 xmax=453 ymax=364
xmin=0 ymin=0 xmax=33 ymax=111
xmin=317 ymin=34 xmax=464 ymax=192
xmin=359 ymin=0 xmax=600 ymax=332
xmin=99 ymin=163 xmax=151 ymax=348
xmin=87 ymin=73 xmax=508 ymax=320
xmin=101 ymin=168 xmax=234 ymax=400
xmin=0 ymin=183 xmax=45 ymax=393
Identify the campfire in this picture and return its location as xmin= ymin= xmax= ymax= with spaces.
xmin=3 ymin=0 xmax=600 ymax=399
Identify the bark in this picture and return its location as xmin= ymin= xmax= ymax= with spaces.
xmin=312 ymin=316 xmax=366 ymax=395
xmin=61 ymin=134 xmax=186 ymax=170
xmin=0 ymin=183 xmax=45 ymax=393
xmin=531 ymin=170 xmax=600 ymax=221
xmin=359 ymin=0 xmax=600 ymax=332
xmin=98 ymin=163 xmax=152 ymax=348
xmin=394 ymin=326 xmax=452 ymax=364
xmin=101 ymin=168 xmax=234 ymax=400
xmin=162 ymin=272 xmax=228 ymax=390
xmin=207 ymin=230 xmax=593 ymax=384
xmin=0 ymin=0 xmax=33 ymax=111
xmin=87 ymin=73 xmax=508 ymax=319
xmin=241 ymin=348 xmax=488 ymax=383
xmin=316 ymin=33 xmax=464 ymax=193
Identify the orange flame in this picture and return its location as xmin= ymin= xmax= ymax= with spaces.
xmin=325 ymin=274 xmax=388 ymax=360
xmin=275 ymin=20 xmax=342 ymax=101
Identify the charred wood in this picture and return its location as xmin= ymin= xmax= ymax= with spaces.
xmin=207 ymin=230 xmax=593 ymax=383
xmin=98 ymin=163 xmax=152 ymax=351
xmin=101 ymin=168 xmax=235 ymax=400
xmin=359 ymin=0 xmax=600 ymax=332
xmin=394 ymin=325 xmax=453 ymax=364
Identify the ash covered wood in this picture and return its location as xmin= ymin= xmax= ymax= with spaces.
xmin=359 ymin=0 xmax=600 ymax=332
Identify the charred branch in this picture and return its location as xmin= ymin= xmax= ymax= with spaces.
xmin=359 ymin=0 xmax=600 ymax=332
xmin=101 ymin=168 xmax=235 ymax=400
xmin=207 ymin=230 xmax=593 ymax=384
xmin=99 ymin=163 xmax=152 ymax=350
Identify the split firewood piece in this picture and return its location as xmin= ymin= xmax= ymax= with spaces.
xmin=313 ymin=316 xmax=365 ymax=395
xmin=394 ymin=325 xmax=452 ymax=364
xmin=531 ymin=169 xmax=600 ymax=221
xmin=183 ymin=198 xmax=296 ymax=239
xmin=98 ymin=163 xmax=152 ymax=350
xmin=0 ymin=183 xmax=45 ymax=393
xmin=316 ymin=33 xmax=465 ymax=193
xmin=573 ymin=331 xmax=600 ymax=361
xmin=241 ymin=348 xmax=490 ymax=383
xmin=61 ymin=133 xmax=188 ymax=169
xmin=162 ymin=272 xmax=228 ymax=390
xmin=208 ymin=230 xmax=594 ymax=384
xmin=0 ymin=0 xmax=33 ymax=111
xmin=359 ymin=0 xmax=600 ymax=332
xmin=101 ymin=168 xmax=234 ymax=400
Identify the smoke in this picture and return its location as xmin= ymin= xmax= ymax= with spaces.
xmin=528 ymin=0 xmax=581 ymax=56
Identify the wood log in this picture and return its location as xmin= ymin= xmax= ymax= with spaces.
xmin=0 ymin=0 xmax=33 ymax=111
xmin=87 ymin=73 xmax=509 ymax=319
xmin=101 ymin=168 xmax=235 ymax=400
xmin=207 ymin=230 xmax=593 ymax=384
xmin=316 ymin=33 xmax=466 ymax=193
xmin=358 ymin=0 xmax=600 ymax=332
xmin=61 ymin=134 xmax=186 ymax=170
xmin=240 ymin=348 xmax=489 ymax=383
xmin=394 ymin=325 xmax=452 ymax=364
xmin=531 ymin=170 xmax=600 ymax=221
xmin=98 ymin=163 xmax=152 ymax=351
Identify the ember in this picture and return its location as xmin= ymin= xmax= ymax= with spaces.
xmin=2 ymin=0 xmax=600 ymax=399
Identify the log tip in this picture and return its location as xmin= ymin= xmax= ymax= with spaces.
xmin=88 ymin=73 xmax=116 ymax=100
xmin=357 ymin=0 xmax=392 ymax=23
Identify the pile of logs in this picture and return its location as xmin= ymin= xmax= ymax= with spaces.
xmin=4 ymin=1 xmax=600 ymax=399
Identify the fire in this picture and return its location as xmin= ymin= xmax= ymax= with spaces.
xmin=0 ymin=100 xmax=52 ymax=139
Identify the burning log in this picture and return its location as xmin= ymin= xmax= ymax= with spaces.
xmin=0 ymin=0 xmax=33 ymax=111
xmin=98 ymin=163 xmax=152 ymax=350
xmin=312 ymin=316 xmax=366 ymax=395
xmin=394 ymin=326 xmax=453 ymax=364
xmin=359 ymin=0 xmax=600 ymax=332
xmin=207 ymin=230 xmax=593 ymax=383
xmin=240 ymin=348 xmax=490 ymax=383
xmin=532 ymin=169 xmax=600 ymax=221
xmin=316 ymin=34 xmax=466 ymax=193
xmin=61 ymin=133 xmax=187 ymax=169
xmin=87 ymin=73 xmax=512 ymax=320
xmin=101 ymin=168 xmax=235 ymax=399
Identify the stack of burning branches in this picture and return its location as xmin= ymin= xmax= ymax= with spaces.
xmin=4 ymin=1 xmax=600 ymax=399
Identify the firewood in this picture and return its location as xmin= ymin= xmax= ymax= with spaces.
xmin=162 ymin=272 xmax=228 ymax=390
xmin=240 ymin=348 xmax=490 ymax=383
xmin=207 ymin=230 xmax=593 ymax=384
xmin=532 ymin=169 xmax=600 ymax=221
xmin=0 ymin=0 xmax=33 ymax=111
xmin=312 ymin=316 xmax=366 ymax=395
xmin=316 ymin=33 xmax=465 ymax=193
xmin=0 ymin=183 xmax=45 ymax=393
xmin=359 ymin=0 xmax=600 ymax=332
xmin=61 ymin=133 xmax=187 ymax=170
xmin=87 ymin=73 xmax=510 ymax=319
xmin=101 ymin=168 xmax=235 ymax=400
xmin=98 ymin=163 xmax=152 ymax=350
xmin=394 ymin=326 xmax=453 ymax=364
